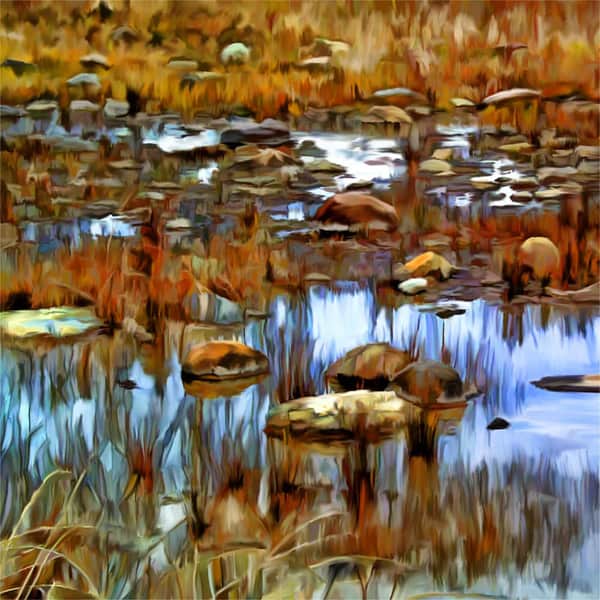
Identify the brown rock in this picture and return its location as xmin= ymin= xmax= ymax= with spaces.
xmin=388 ymin=360 xmax=464 ymax=406
xmin=326 ymin=343 xmax=412 ymax=391
xmin=315 ymin=192 xmax=399 ymax=232
xmin=182 ymin=341 xmax=269 ymax=381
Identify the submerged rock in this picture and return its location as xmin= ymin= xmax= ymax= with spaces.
xmin=419 ymin=158 xmax=452 ymax=173
xmin=532 ymin=374 xmax=600 ymax=393
xmin=387 ymin=360 xmax=465 ymax=407
xmin=314 ymin=192 xmax=399 ymax=232
xmin=487 ymin=417 xmax=510 ymax=430
xmin=264 ymin=390 xmax=419 ymax=443
xmin=182 ymin=341 xmax=269 ymax=381
xmin=220 ymin=119 xmax=289 ymax=146
xmin=104 ymin=98 xmax=130 ymax=119
xmin=546 ymin=282 xmax=599 ymax=303
xmin=399 ymin=277 xmax=428 ymax=295
xmin=67 ymin=72 xmax=101 ymax=87
xmin=518 ymin=237 xmax=560 ymax=280
xmin=367 ymin=105 xmax=412 ymax=124
xmin=326 ymin=343 xmax=412 ymax=392
xmin=0 ymin=307 xmax=103 ymax=339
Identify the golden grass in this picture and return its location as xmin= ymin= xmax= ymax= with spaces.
xmin=0 ymin=1 xmax=598 ymax=122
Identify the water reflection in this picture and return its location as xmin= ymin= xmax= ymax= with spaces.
xmin=1 ymin=283 xmax=598 ymax=593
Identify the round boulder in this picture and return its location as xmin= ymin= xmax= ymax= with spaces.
xmin=518 ymin=237 xmax=560 ymax=280
xmin=326 ymin=343 xmax=412 ymax=391
xmin=314 ymin=192 xmax=399 ymax=232
xmin=388 ymin=360 xmax=464 ymax=406
xmin=182 ymin=341 xmax=269 ymax=381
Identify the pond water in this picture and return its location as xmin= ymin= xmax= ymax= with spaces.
xmin=2 ymin=108 xmax=599 ymax=596
xmin=2 ymin=283 xmax=599 ymax=595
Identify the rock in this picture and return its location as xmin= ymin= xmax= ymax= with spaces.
xmin=498 ymin=142 xmax=534 ymax=153
xmin=537 ymin=166 xmax=578 ymax=184
xmin=546 ymin=282 xmax=599 ymax=303
xmin=181 ymin=341 xmax=269 ymax=381
xmin=575 ymin=146 xmax=600 ymax=161
xmin=315 ymin=192 xmax=399 ymax=232
xmin=26 ymin=100 xmax=58 ymax=115
xmin=326 ymin=343 xmax=412 ymax=392
xmin=67 ymin=72 xmax=101 ymax=87
xmin=399 ymin=277 xmax=428 ymax=295
xmin=487 ymin=417 xmax=510 ymax=430
xmin=532 ymin=374 xmax=600 ymax=393
xmin=451 ymin=97 xmax=475 ymax=108
xmin=419 ymin=159 xmax=452 ymax=173
xmin=481 ymin=88 xmax=541 ymax=106
xmin=181 ymin=71 xmax=225 ymax=87
xmin=372 ymin=87 xmax=428 ymax=103
xmin=167 ymin=57 xmax=199 ymax=70
xmin=69 ymin=100 xmax=100 ymax=112
xmin=577 ymin=160 xmax=599 ymax=176
xmin=220 ymin=42 xmax=250 ymax=65
xmin=104 ymin=98 xmax=130 ymax=118
xmin=0 ymin=222 xmax=19 ymax=247
xmin=431 ymin=148 xmax=453 ymax=161
xmin=387 ymin=360 xmax=465 ymax=407
xmin=0 ymin=105 xmax=26 ymax=119
xmin=264 ymin=390 xmax=419 ymax=443
xmin=1 ymin=58 xmax=36 ymax=76
xmin=80 ymin=52 xmax=111 ymax=70
xmin=304 ymin=159 xmax=346 ymax=174
xmin=298 ymin=56 xmax=331 ymax=69
xmin=220 ymin=119 xmax=289 ymax=146
xmin=0 ymin=307 xmax=103 ymax=339
xmin=404 ymin=251 xmax=455 ymax=280
xmin=367 ymin=105 xmax=412 ymax=124
xmin=518 ymin=237 xmax=560 ymax=280
xmin=182 ymin=283 xmax=244 ymax=324
xmin=435 ymin=306 xmax=466 ymax=319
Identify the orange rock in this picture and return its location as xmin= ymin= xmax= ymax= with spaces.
xmin=182 ymin=341 xmax=269 ymax=380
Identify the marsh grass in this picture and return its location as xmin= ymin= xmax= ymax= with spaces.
xmin=0 ymin=1 xmax=598 ymax=134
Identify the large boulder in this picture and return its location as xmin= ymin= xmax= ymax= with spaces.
xmin=314 ymin=192 xmax=399 ymax=232
xmin=518 ymin=237 xmax=560 ymax=280
xmin=326 ymin=343 xmax=412 ymax=391
xmin=182 ymin=341 xmax=269 ymax=381
xmin=400 ymin=251 xmax=455 ymax=281
xmin=388 ymin=360 xmax=464 ymax=406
